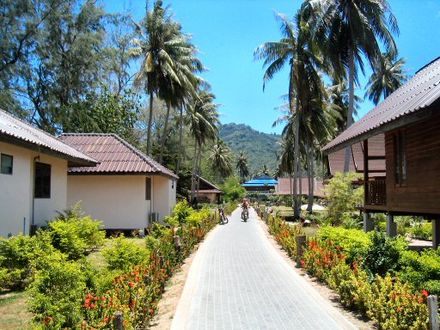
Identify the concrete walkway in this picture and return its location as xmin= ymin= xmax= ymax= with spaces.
xmin=172 ymin=208 xmax=357 ymax=330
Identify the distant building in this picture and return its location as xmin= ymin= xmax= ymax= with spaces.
xmin=242 ymin=175 xmax=277 ymax=192
xmin=195 ymin=176 xmax=222 ymax=203
xmin=275 ymin=177 xmax=325 ymax=198
xmin=323 ymin=57 xmax=440 ymax=247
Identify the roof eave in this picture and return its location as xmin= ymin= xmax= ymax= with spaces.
xmin=0 ymin=133 xmax=97 ymax=166
xmin=322 ymin=106 xmax=434 ymax=155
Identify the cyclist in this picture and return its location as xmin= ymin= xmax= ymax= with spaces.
xmin=241 ymin=198 xmax=250 ymax=221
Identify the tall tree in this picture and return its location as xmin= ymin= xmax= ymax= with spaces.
xmin=185 ymin=90 xmax=219 ymax=201
xmin=209 ymin=140 xmax=233 ymax=180
xmin=236 ymin=151 xmax=250 ymax=182
xmin=304 ymin=0 xmax=399 ymax=172
xmin=366 ymin=51 xmax=406 ymax=105
xmin=130 ymin=0 xmax=183 ymax=155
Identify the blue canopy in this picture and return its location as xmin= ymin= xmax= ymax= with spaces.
xmin=242 ymin=176 xmax=278 ymax=187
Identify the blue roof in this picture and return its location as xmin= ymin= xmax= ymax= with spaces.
xmin=242 ymin=177 xmax=278 ymax=187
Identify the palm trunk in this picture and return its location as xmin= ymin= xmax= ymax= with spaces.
xmin=293 ymin=111 xmax=301 ymax=219
xmin=307 ymin=145 xmax=314 ymax=213
xmin=146 ymin=91 xmax=154 ymax=156
xmin=159 ymin=101 xmax=171 ymax=164
xmin=344 ymin=49 xmax=355 ymax=172
xmin=176 ymin=106 xmax=184 ymax=174
xmin=191 ymin=140 xmax=198 ymax=202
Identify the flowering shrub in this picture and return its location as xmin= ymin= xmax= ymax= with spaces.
xmin=367 ymin=275 xmax=429 ymax=330
xmin=102 ymin=236 xmax=150 ymax=271
xmin=267 ymin=215 xmax=303 ymax=258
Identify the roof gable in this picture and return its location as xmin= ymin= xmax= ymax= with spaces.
xmin=323 ymin=57 xmax=440 ymax=153
xmin=59 ymin=133 xmax=178 ymax=178
xmin=0 ymin=109 xmax=96 ymax=166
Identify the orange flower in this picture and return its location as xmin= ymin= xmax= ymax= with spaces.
xmin=421 ymin=289 xmax=429 ymax=297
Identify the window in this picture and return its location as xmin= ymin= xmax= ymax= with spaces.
xmin=35 ymin=162 xmax=51 ymax=198
xmin=394 ymin=131 xmax=407 ymax=185
xmin=145 ymin=177 xmax=151 ymax=200
xmin=1 ymin=154 xmax=13 ymax=174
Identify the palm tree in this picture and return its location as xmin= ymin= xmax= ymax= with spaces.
xmin=366 ymin=51 xmax=406 ymax=105
xmin=304 ymin=0 xmax=399 ymax=171
xmin=236 ymin=151 xmax=249 ymax=182
xmin=130 ymin=0 xmax=184 ymax=155
xmin=186 ymin=89 xmax=219 ymax=201
xmin=210 ymin=140 xmax=233 ymax=180
xmin=255 ymin=12 xmax=327 ymax=218
xmin=157 ymin=34 xmax=205 ymax=164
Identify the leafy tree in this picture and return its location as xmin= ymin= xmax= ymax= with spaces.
xmin=62 ymin=89 xmax=140 ymax=145
xmin=236 ymin=151 xmax=249 ymax=182
xmin=324 ymin=172 xmax=363 ymax=226
xmin=304 ymin=0 xmax=399 ymax=171
xmin=221 ymin=176 xmax=246 ymax=202
xmin=366 ymin=51 xmax=406 ymax=105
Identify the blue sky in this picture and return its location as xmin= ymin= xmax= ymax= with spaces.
xmin=106 ymin=0 xmax=440 ymax=134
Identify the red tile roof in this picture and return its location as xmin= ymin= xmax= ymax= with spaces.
xmin=275 ymin=177 xmax=325 ymax=197
xmin=0 ymin=109 xmax=96 ymax=166
xmin=323 ymin=57 xmax=440 ymax=153
xmin=59 ymin=133 xmax=178 ymax=178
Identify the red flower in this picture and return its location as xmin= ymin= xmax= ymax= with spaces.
xmin=421 ymin=289 xmax=429 ymax=297
xmin=128 ymin=281 xmax=135 ymax=288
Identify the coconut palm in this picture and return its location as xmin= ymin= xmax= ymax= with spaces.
xmin=186 ymin=89 xmax=219 ymax=201
xmin=236 ymin=151 xmax=249 ymax=182
xmin=157 ymin=32 xmax=206 ymax=164
xmin=210 ymin=140 xmax=233 ymax=180
xmin=130 ymin=0 xmax=184 ymax=155
xmin=255 ymin=12 xmax=328 ymax=218
xmin=304 ymin=0 xmax=399 ymax=171
xmin=366 ymin=51 xmax=406 ymax=105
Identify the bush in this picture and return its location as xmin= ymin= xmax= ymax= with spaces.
xmin=164 ymin=200 xmax=194 ymax=227
xmin=323 ymin=172 xmax=363 ymax=226
xmin=367 ymin=275 xmax=429 ymax=330
xmin=410 ymin=222 xmax=432 ymax=240
xmin=29 ymin=257 xmax=90 ymax=329
xmin=102 ymin=236 xmax=150 ymax=271
xmin=267 ymin=215 xmax=303 ymax=258
xmin=48 ymin=207 xmax=105 ymax=259
xmin=363 ymin=231 xmax=406 ymax=278
xmin=317 ymin=226 xmax=370 ymax=264
xmin=0 ymin=232 xmax=56 ymax=290
xmin=399 ymin=248 xmax=440 ymax=295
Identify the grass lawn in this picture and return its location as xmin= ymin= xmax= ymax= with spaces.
xmin=0 ymin=291 xmax=32 ymax=330
xmin=273 ymin=206 xmax=294 ymax=217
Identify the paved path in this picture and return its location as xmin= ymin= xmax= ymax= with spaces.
xmin=172 ymin=208 xmax=357 ymax=330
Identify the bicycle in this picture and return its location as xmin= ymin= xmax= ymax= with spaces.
xmin=219 ymin=207 xmax=228 ymax=225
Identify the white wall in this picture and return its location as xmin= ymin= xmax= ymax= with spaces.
xmin=152 ymin=175 xmax=176 ymax=222
xmin=0 ymin=142 xmax=32 ymax=236
xmin=67 ymin=175 xmax=151 ymax=229
xmin=0 ymin=142 xmax=68 ymax=237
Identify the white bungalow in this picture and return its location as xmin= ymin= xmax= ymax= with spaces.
xmin=0 ymin=110 xmax=97 ymax=237
xmin=60 ymin=133 xmax=178 ymax=230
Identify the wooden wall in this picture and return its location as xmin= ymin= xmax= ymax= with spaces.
xmin=385 ymin=106 xmax=440 ymax=215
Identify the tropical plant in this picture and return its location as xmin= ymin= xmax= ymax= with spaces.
xmin=236 ymin=151 xmax=250 ymax=182
xmin=366 ymin=51 xmax=406 ymax=105
xmin=131 ymin=0 xmax=185 ymax=155
xmin=304 ymin=0 xmax=399 ymax=171
xmin=209 ymin=140 xmax=233 ymax=180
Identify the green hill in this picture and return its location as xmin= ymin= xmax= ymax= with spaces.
xmin=219 ymin=123 xmax=281 ymax=176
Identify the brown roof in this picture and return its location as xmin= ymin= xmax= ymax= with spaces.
xmin=196 ymin=175 xmax=221 ymax=191
xmin=323 ymin=57 xmax=440 ymax=153
xmin=59 ymin=133 xmax=178 ymax=178
xmin=0 ymin=109 xmax=96 ymax=166
xmin=327 ymin=134 xmax=385 ymax=176
xmin=196 ymin=189 xmax=222 ymax=194
xmin=275 ymin=177 xmax=325 ymax=197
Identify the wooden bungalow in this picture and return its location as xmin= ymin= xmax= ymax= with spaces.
xmin=195 ymin=176 xmax=222 ymax=203
xmin=323 ymin=57 xmax=440 ymax=248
